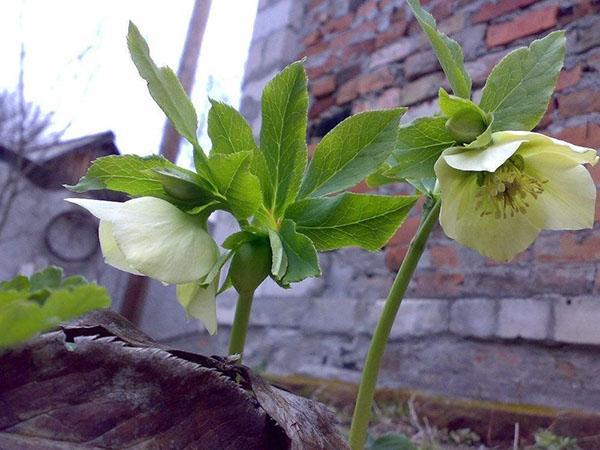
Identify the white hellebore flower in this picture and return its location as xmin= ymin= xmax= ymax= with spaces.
xmin=435 ymin=131 xmax=598 ymax=262
xmin=67 ymin=196 xmax=218 ymax=284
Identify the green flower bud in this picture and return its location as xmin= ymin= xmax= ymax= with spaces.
xmin=445 ymin=108 xmax=487 ymax=144
xmin=230 ymin=240 xmax=272 ymax=295
xmin=154 ymin=169 xmax=211 ymax=201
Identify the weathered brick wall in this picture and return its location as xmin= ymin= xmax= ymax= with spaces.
xmin=195 ymin=0 xmax=600 ymax=410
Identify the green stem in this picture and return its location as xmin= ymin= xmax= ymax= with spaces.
xmin=348 ymin=199 xmax=441 ymax=450
xmin=228 ymin=290 xmax=254 ymax=361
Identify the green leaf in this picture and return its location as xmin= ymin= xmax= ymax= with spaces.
xmin=299 ymin=109 xmax=406 ymax=198
xmin=208 ymin=99 xmax=258 ymax=155
xmin=268 ymin=229 xmax=288 ymax=280
xmin=199 ymin=251 xmax=233 ymax=287
xmin=368 ymin=433 xmax=417 ymax=450
xmin=438 ymin=88 xmax=486 ymax=120
xmin=30 ymin=266 xmax=63 ymax=291
xmin=366 ymin=163 xmax=398 ymax=188
xmin=286 ymin=193 xmax=418 ymax=251
xmin=279 ymin=220 xmax=321 ymax=283
xmin=67 ymin=154 xmax=178 ymax=199
xmin=127 ymin=22 xmax=201 ymax=150
xmin=386 ymin=117 xmax=455 ymax=180
xmin=407 ymin=0 xmax=471 ymax=99
xmin=258 ymin=61 xmax=308 ymax=217
xmin=479 ymin=31 xmax=566 ymax=131
xmin=207 ymin=152 xmax=262 ymax=219
xmin=0 ymin=268 xmax=110 ymax=349
xmin=153 ymin=167 xmax=217 ymax=203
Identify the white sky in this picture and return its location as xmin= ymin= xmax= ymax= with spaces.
xmin=0 ymin=1 xmax=258 ymax=166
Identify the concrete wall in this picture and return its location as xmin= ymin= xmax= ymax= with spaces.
xmin=177 ymin=0 xmax=600 ymax=412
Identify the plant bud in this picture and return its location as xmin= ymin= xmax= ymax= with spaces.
xmin=445 ymin=108 xmax=487 ymax=144
xmin=230 ymin=240 xmax=272 ymax=295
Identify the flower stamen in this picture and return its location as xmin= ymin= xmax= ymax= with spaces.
xmin=475 ymin=156 xmax=546 ymax=219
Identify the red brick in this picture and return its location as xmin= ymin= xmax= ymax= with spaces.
xmin=390 ymin=6 xmax=405 ymax=24
xmin=306 ymin=55 xmax=338 ymax=79
xmin=375 ymin=20 xmax=407 ymax=48
xmin=556 ymin=123 xmax=600 ymax=149
xmin=536 ymin=232 xmax=600 ymax=263
xmin=337 ymin=78 xmax=359 ymax=104
xmin=321 ymin=13 xmax=354 ymax=34
xmin=558 ymin=89 xmax=600 ymax=118
xmin=309 ymin=95 xmax=335 ymax=119
xmin=412 ymin=272 xmax=465 ymax=297
xmin=304 ymin=40 xmax=329 ymax=57
xmin=375 ymin=87 xmax=401 ymax=109
xmin=308 ymin=0 xmax=325 ymax=11
xmin=350 ymin=180 xmax=374 ymax=194
xmin=385 ymin=216 xmax=421 ymax=271
xmin=357 ymin=0 xmax=378 ymax=18
xmin=311 ymin=75 xmax=336 ymax=98
xmin=307 ymin=142 xmax=318 ymax=159
xmin=342 ymin=38 xmax=376 ymax=60
xmin=430 ymin=0 xmax=453 ymax=22
xmin=486 ymin=6 xmax=559 ymax=48
xmin=352 ymin=99 xmax=373 ymax=114
xmin=596 ymin=194 xmax=600 ymax=224
xmin=330 ymin=21 xmax=377 ymax=50
xmin=556 ymin=65 xmax=582 ymax=92
xmin=431 ymin=245 xmax=459 ymax=268
xmin=303 ymin=30 xmax=322 ymax=47
xmin=358 ymin=67 xmax=395 ymax=95
xmin=474 ymin=0 xmax=538 ymax=24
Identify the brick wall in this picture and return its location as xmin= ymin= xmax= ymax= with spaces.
xmin=196 ymin=0 xmax=600 ymax=410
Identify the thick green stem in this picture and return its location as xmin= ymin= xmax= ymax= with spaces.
xmin=348 ymin=200 xmax=441 ymax=450
xmin=228 ymin=290 xmax=254 ymax=361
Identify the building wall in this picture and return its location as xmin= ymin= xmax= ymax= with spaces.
xmin=187 ymin=0 xmax=600 ymax=411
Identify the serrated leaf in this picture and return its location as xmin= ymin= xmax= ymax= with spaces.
xmin=268 ymin=229 xmax=288 ymax=280
xmin=299 ymin=109 xmax=406 ymax=198
xmin=479 ymin=31 xmax=566 ymax=131
xmin=279 ymin=220 xmax=321 ymax=283
xmin=208 ymin=99 xmax=258 ymax=155
xmin=286 ymin=193 xmax=418 ymax=251
xmin=366 ymin=163 xmax=399 ymax=188
xmin=67 ymin=154 xmax=178 ymax=198
xmin=127 ymin=22 xmax=201 ymax=150
xmin=0 ymin=269 xmax=110 ymax=349
xmin=258 ymin=61 xmax=308 ymax=217
xmin=207 ymin=152 xmax=262 ymax=219
xmin=408 ymin=0 xmax=471 ymax=99
xmin=386 ymin=117 xmax=456 ymax=180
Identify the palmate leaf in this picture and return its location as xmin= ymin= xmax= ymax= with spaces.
xmin=386 ymin=117 xmax=456 ymax=181
xmin=408 ymin=0 xmax=471 ymax=99
xmin=127 ymin=22 xmax=201 ymax=152
xmin=298 ymin=108 xmax=406 ymax=198
xmin=286 ymin=193 xmax=418 ymax=252
xmin=0 ymin=267 xmax=110 ymax=349
xmin=479 ymin=31 xmax=566 ymax=131
xmin=257 ymin=61 xmax=308 ymax=218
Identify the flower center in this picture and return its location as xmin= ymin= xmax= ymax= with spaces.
xmin=475 ymin=155 xmax=546 ymax=219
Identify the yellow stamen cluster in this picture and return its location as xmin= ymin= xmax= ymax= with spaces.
xmin=475 ymin=156 xmax=546 ymax=219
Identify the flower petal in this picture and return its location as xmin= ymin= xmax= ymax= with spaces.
xmin=112 ymin=197 xmax=218 ymax=284
xmin=435 ymin=157 xmax=540 ymax=261
xmin=98 ymin=221 xmax=142 ymax=275
xmin=442 ymin=139 xmax=525 ymax=172
xmin=495 ymin=131 xmax=598 ymax=166
xmin=176 ymin=278 xmax=218 ymax=335
xmin=65 ymin=198 xmax=122 ymax=222
xmin=523 ymin=152 xmax=596 ymax=230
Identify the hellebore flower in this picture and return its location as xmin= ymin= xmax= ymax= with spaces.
xmin=66 ymin=197 xmax=218 ymax=284
xmin=435 ymin=131 xmax=598 ymax=261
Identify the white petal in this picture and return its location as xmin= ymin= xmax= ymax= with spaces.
xmin=65 ymin=198 xmax=122 ymax=222
xmin=443 ymin=140 xmax=525 ymax=172
xmin=112 ymin=197 xmax=218 ymax=284
xmin=524 ymin=152 xmax=597 ymax=230
xmin=435 ymin=157 xmax=540 ymax=262
xmin=98 ymin=221 xmax=142 ymax=275
xmin=176 ymin=278 xmax=218 ymax=335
